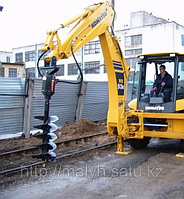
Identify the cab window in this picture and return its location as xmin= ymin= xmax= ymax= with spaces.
xmin=177 ymin=61 xmax=184 ymax=99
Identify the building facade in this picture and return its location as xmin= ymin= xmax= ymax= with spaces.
xmin=2 ymin=11 xmax=184 ymax=81
xmin=120 ymin=11 xmax=184 ymax=80
xmin=12 ymin=41 xmax=107 ymax=81
xmin=0 ymin=51 xmax=12 ymax=63
xmin=0 ymin=51 xmax=25 ymax=78
xmin=0 ymin=62 xmax=25 ymax=78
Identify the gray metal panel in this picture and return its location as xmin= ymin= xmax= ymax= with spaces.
xmin=0 ymin=77 xmax=25 ymax=94
xmin=0 ymin=78 xmax=25 ymax=135
xmin=0 ymin=78 xmax=134 ymax=136
xmin=82 ymin=82 xmax=134 ymax=121
xmin=82 ymin=81 xmax=109 ymax=121
xmin=31 ymin=79 xmax=80 ymax=129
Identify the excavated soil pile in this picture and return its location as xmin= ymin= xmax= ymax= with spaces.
xmin=56 ymin=118 xmax=106 ymax=138
xmin=0 ymin=119 xmax=106 ymax=153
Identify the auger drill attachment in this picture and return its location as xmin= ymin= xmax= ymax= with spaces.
xmin=33 ymin=61 xmax=59 ymax=163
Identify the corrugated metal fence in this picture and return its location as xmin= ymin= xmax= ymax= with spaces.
xmin=82 ymin=82 xmax=109 ymax=121
xmin=0 ymin=78 xmax=26 ymax=135
xmin=31 ymin=79 xmax=81 ymax=129
xmin=0 ymin=78 xmax=112 ymax=136
xmin=0 ymin=77 xmax=134 ymax=137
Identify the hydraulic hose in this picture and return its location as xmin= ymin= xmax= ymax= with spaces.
xmin=36 ymin=51 xmax=48 ymax=78
xmin=56 ymin=44 xmax=83 ymax=84
xmin=37 ymin=47 xmax=83 ymax=84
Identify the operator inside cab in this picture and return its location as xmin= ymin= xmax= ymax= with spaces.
xmin=150 ymin=65 xmax=173 ymax=102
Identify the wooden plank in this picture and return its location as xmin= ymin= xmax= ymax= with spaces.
xmin=75 ymin=81 xmax=88 ymax=121
xmin=23 ymin=79 xmax=34 ymax=138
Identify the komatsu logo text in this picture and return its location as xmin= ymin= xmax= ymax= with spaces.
xmin=145 ymin=106 xmax=164 ymax=111
xmin=91 ymin=11 xmax=107 ymax=28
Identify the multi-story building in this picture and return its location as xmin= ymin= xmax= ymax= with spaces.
xmin=0 ymin=51 xmax=25 ymax=78
xmin=0 ymin=62 xmax=25 ymax=78
xmin=121 ymin=11 xmax=184 ymax=76
xmin=3 ymin=11 xmax=184 ymax=81
xmin=12 ymin=42 xmax=105 ymax=81
xmin=0 ymin=51 xmax=12 ymax=63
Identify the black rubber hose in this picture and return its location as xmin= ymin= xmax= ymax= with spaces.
xmin=57 ymin=44 xmax=83 ymax=84
xmin=37 ymin=46 xmax=83 ymax=84
xmin=36 ymin=50 xmax=48 ymax=78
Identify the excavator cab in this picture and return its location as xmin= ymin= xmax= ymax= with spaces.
xmin=130 ymin=53 xmax=184 ymax=113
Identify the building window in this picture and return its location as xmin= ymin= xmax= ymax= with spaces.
xmin=125 ymin=58 xmax=139 ymax=70
xmin=125 ymin=34 xmax=142 ymax=47
xmin=85 ymin=61 xmax=100 ymax=74
xmin=125 ymin=48 xmax=142 ymax=56
xmin=68 ymin=63 xmax=81 ymax=75
xmin=6 ymin=56 xmax=10 ymax=63
xmin=56 ymin=64 xmax=64 ymax=76
xmin=118 ymin=37 xmax=121 ymax=43
xmin=125 ymin=50 xmax=133 ymax=56
xmin=132 ymin=35 xmax=142 ymax=45
xmin=75 ymin=48 xmax=82 ymax=56
xmin=1 ymin=67 xmax=4 ymax=77
xmin=25 ymin=50 xmax=36 ymax=62
xmin=84 ymin=41 xmax=100 ymax=55
xmin=135 ymin=48 xmax=142 ymax=55
xmin=182 ymin=35 xmax=184 ymax=46
xmin=9 ymin=68 xmax=17 ymax=77
xmin=15 ymin=52 xmax=23 ymax=63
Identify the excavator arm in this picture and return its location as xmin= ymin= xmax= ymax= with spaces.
xmin=42 ymin=2 xmax=114 ymax=60
xmin=35 ymin=1 xmax=131 ymax=163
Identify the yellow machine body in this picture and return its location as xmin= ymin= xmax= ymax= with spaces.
xmin=41 ymin=2 xmax=184 ymax=156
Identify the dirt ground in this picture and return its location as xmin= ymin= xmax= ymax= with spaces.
xmin=1 ymin=119 xmax=184 ymax=199
xmin=0 ymin=118 xmax=106 ymax=153
xmin=1 ymin=138 xmax=184 ymax=199
xmin=0 ymin=118 xmax=111 ymax=173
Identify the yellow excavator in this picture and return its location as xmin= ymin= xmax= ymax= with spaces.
xmin=34 ymin=1 xmax=184 ymax=162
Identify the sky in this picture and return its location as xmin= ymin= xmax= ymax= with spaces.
xmin=0 ymin=0 xmax=184 ymax=51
